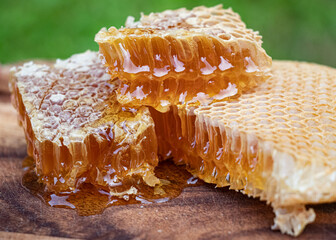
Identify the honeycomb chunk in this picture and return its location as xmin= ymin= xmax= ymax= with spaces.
xmin=95 ymin=5 xmax=272 ymax=112
xmin=151 ymin=60 xmax=336 ymax=236
xmin=10 ymin=51 xmax=159 ymax=193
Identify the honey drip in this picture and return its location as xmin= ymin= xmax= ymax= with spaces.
xmin=22 ymin=156 xmax=202 ymax=216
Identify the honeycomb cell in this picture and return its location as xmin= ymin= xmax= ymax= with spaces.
xmin=95 ymin=5 xmax=272 ymax=112
xmin=151 ymin=60 xmax=336 ymax=236
xmin=10 ymin=51 xmax=159 ymax=193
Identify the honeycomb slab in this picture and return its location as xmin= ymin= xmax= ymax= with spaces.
xmin=95 ymin=5 xmax=272 ymax=112
xmin=10 ymin=51 xmax=159 ymax=193
xmin=151 ymin=60 xmax=336 ymax=236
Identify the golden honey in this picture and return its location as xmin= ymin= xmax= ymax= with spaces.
xmin=22 ymin=156 xmax=202 ymax=216
xmin=96 ymin=5 xmax=272 ymax=112
xmin=151 ymin=106 xmax=235 ymax=187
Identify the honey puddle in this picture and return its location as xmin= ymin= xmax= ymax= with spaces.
xmin=22 ymin=156 xmax=202 ymax=216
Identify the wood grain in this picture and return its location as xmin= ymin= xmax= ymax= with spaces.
xmin=0 ymin=231 xmax=76 ymax=240
xmin=0 ymin=69 xmax=336 ymax=239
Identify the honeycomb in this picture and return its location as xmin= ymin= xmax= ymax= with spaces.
xmin=151 ymin=60 xmax=336 ymax=236
xmin=95 ymin=5 xmax=272 ymax=112
xmin=9 ymin=51 xmax=159 ymax=193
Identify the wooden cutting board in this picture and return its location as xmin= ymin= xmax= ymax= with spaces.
xmin=0 ymin=66 xmax=336 ymax=240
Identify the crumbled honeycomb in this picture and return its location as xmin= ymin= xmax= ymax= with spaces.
xmin=151 ymin=60 xmax=336 ymax=235
xmin=95 ymin=5 xmax=271 ymax=112
xmin=10 ymin=51 xmax=159 ymax=193
xmin=271 ymin=205 xmax=315 ymax=236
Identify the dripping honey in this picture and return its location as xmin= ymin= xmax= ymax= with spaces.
xmin=22 ymin=156 xmax=202 ymax=216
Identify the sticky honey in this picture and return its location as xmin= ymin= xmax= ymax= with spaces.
xmin=22 ymin=156 xmax=202 ymax=216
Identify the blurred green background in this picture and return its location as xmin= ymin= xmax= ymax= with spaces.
xmin=1 ymin=0 xmax=335 ymax=67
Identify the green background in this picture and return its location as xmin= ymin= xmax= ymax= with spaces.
xmin=1 ymin=0 xmax=335 ymax=67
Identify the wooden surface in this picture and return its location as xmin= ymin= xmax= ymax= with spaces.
xmin=1 ymin=67 xmax=336 ymax=239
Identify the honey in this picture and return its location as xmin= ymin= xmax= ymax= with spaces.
xmin=150 ymin=106 xmax=233 ymax=187
xmin=22 ymin=156 xmax=202 ymax=216
xmin=10 ymin=51 xmax=159 ymax=193
xmin=95 ymin=5 xmax=272 ymax=112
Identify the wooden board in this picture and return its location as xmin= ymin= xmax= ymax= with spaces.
xmin=1 ymin=69 xmax=336 ymax=239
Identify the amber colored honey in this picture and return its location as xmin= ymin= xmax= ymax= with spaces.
xmin=99 ymin=31 xmax=268 ymax=112
xmin=22 ymin=156 xmax=202 ymax=216
xmin=150 ymin=106 xmax=265 ymax=191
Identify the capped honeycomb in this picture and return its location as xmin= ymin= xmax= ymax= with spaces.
xmin=151 ymin=60 xmax=336 ymax=236
xmin=95 ymin=5 xmax=272 ymax=112
xmin=9 ymin=51 xmax=159 ymax=193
